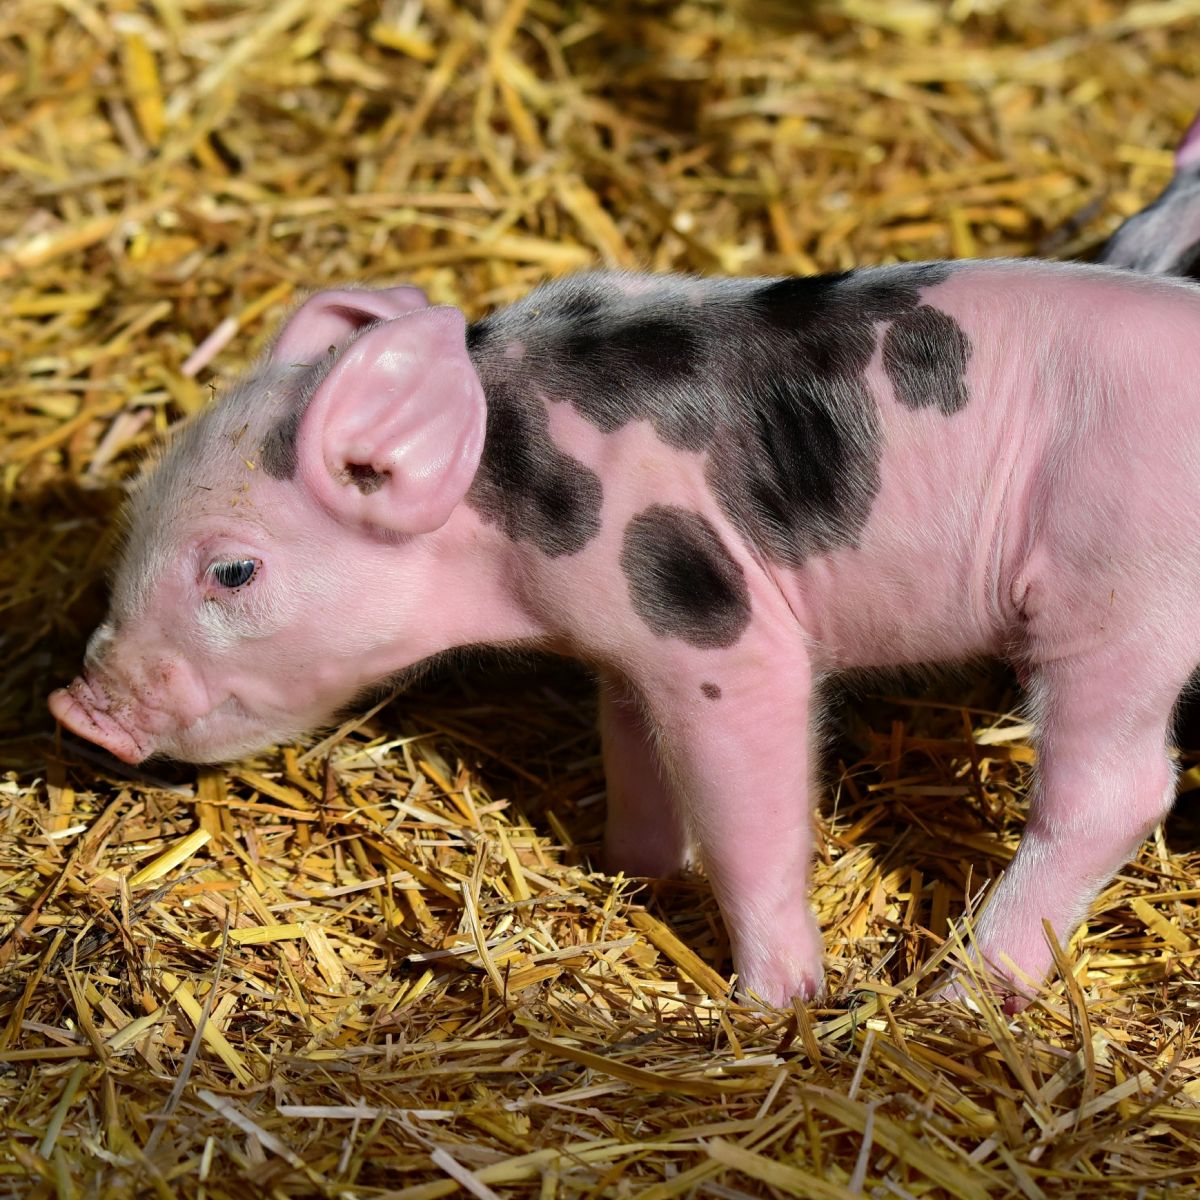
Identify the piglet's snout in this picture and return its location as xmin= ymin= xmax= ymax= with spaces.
xmin=49 ymin=646 xmax=210 ymax=764
xmin=49 ymin=675 xmax=150 ymax=764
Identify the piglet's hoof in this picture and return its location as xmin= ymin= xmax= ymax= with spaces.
xmin=735 ymin=928 xmax=826 ymax=1009
xmin=932 ymin=971 xmax=1035 ymax=1015
xmin=729 ymin=902 xmax=825 ymax=1008
xmin=736 ymin=965 xmax=826 ymax=1010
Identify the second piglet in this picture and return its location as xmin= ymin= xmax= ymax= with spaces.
xmin=51 ymin=259 xmax=1200 ymax=1007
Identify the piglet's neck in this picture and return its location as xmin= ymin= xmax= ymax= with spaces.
xmin=420 ymin=499 xmax=552 ymax=655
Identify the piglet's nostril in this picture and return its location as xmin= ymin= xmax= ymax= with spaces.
xmin=83 ymin=623 xmax=116 ymax=669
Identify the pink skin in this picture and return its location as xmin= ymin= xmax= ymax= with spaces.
xmin=51 ymin=261 xmax=1200 ymax=1008
xmin=50 ymin=291 xmax=535 ymax=765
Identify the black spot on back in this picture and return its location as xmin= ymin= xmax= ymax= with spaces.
xmin=620 ymin=506 xmax=751 ymax=648
xmin=562 ymin=317 xmax=700 ymax=383
xmin=556 ymin=289 xmax=605 ymax=320
xmin=749 ymin=273 xmax=852 ymax=331
xmin=467 ymin=264 xmax=959 ymax=568
xmin=882 ymin=305 xmax=972 ymax=415
xmin=709 ymin=266 xmax=953 ymax=565
xmin=700 ymin=681 xmax=722 ymax=700
xmin=466 ymin=380 xmax=603 ymax=556
xmin=750 ymin=266 xmax=948 ymax=336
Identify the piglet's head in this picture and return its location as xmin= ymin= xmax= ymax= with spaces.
xmin=49 ymin=287 xmax=487 ymax=764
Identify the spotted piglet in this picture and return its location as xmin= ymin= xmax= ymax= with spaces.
xmin=51 ymin=259 xmax=1200 ymax=1007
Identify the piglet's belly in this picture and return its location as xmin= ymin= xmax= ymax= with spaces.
xmin=782 ymin=548 xmax=1013 ymax=672
xmin=777 ymin=430 xmax=1026 ymax=669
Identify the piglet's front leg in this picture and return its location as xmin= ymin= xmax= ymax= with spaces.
xmin=632 ymin=640 xmax=823 ymax=1007
xmin=599 ymin=678 xmax=694 ymax=878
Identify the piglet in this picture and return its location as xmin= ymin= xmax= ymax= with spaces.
xmin=1097 ymin=109 xmax=1200 ymax=276
xmin=50 ymin=258 xmax=1200 ymax=1008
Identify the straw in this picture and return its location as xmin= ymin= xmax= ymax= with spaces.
xmin=3 ymin=1 xmax=1199 ymax=1195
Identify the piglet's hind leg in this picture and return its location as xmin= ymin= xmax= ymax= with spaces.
xmin=959 ymin=648 xmax=1182 ymax=1007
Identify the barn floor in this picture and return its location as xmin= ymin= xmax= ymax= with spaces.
xmin=2 ymin=2 xmax=1200 ymax=1196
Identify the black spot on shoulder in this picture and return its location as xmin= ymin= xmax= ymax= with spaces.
xmin=466 ymin=381 xmax=603 ymax=556
xmin=557 ymin=316 xmax=707 ymax=447
xmin=620 ymin=506 xmax=751 ymax=649
xmin=882 ymin=305 xmax=971 ymax=415
xmin=472 ymin=279 xmax=714 ymax=451
xmin=700 ymin=681 xmax=722 ymax=700
xmin=710 ymin=373 xmax=881 ymax=565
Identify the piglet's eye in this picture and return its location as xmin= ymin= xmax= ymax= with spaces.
xmin=208 ymin=559 xmax=257 ymax=589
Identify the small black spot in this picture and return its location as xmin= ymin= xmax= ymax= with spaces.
xmin=620 ymin=506 xmax=751 ymax=649
xmin=260 ymin=408 xmax=302 ymax=480
xmin=466 ymin=381 xmax=603 ymax=556
xmin=882 ymin=305 xmax=972 ymax=415
xmin=701 ymin=681 xmax=722 ymax=700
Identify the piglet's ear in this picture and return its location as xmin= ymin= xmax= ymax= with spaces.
xmin=271 ymin=286 xmax=429 ymax=366
xmin=296 ymin=307 xmax=486 ymax=536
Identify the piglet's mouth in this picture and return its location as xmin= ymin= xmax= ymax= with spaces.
xmin=49 ymin=676 xmax=151 ymax=764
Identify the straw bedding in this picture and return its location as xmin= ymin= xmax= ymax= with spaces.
xmin=3 ymin=1 xmax=1200 ymax=1196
